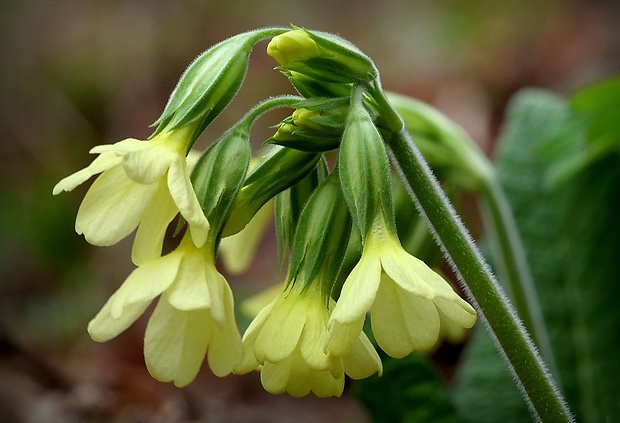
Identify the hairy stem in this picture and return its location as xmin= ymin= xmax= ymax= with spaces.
xmin=386 ymin=129 xmax=573 ymax=423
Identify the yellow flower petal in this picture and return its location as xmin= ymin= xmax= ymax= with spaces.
xmin=144 ymin=297 xmax=212 ymax=387
xmin=206 ymin=281 xmax=243 ymax=377
xmin=299 ymin=302 xmax=341 ymax=375
xmin=260 ymin=350 xmax=345 ymax=398
xmin=325 ymin=315 xmax=365 ymax=357
xmin=131 ymin=180 xmax=178 ymax=265
xmin=434 ymin=296 xmax=477 ymax=329
xmin=167 ymin=158 xmax=209 ymax=247
xmin=87 ymin=252 xmax=182 ymax=342
xmin=120 ymin=142 xmax=177 ymax=184
xmin=254 ymin=292 xmax=307 ymax=364
xmin=329 ymin=253 xmax=381 ymax=324
xmin=343 ymin=332 xmax=383 ymax=379
xmin=380 ymin=246 xmax=436 ymax=299
xmin=261 ymin=358 xmax=300 ymax=395
xmin=89 ymin=138 xmax=145 ymax=155
xmin=371 ymin=275 xmax=440 ymax=357
xmin=308 ymin=368 xmax=345 ymax=398
xmin=166 ymin=248 xmax=211 ymax=311
xmin=52 ymin=152 xmax=121 ymax=195
xmin=75 ymin=165 xmax=157 ymax=246
xmin=234 ymin=301 xmax=276 ymax=375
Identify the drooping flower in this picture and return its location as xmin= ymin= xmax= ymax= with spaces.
xmin=326 ymin=214 xmax=477 ymax=359
xmin=53 ymin=125 xmax=209 ymax=265
xmin=234 ymin=281 xmax=382 ymax=397
xmin=87 ymin=234 xmax=242 ymax=387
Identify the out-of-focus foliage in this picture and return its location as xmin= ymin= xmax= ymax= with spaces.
xmin=538 ymin=75 xmax=620 ymax=188
xmin=453 ymin=89 xmax=620 ymax=422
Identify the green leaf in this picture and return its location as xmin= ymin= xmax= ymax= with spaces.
xmin=452 ymin=89 xmax=620 ymax=422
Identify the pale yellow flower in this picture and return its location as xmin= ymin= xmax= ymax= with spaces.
xmin=87 ymin=235 xmax=242 ymax=387
xmin=326 ymin=215 xmax=477 ymax=359
xmin=53 ymin=127 xmax=209 ymax=265
xmin=234 ymin=281 xmax=382 ymax=397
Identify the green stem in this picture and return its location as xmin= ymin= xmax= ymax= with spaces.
xmin=238 ymin=95 xmax=304 ymax=127
xmin=480 ymin=175 xmax=559 ymax=378
xmin=386 ymin=129 xmax=573 ymax=423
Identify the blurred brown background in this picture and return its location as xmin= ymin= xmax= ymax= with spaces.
xmin=0 ymin=1 xmax=618 ymax=422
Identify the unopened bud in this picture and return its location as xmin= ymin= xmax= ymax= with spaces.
xmin=267 ymin=28 xmax=377 ymax=84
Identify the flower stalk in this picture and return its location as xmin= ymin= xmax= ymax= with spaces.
xmin=385 ymin=128 xmax=573 ymax=422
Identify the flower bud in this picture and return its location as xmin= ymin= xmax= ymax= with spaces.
xmin=285 ymin=71 xmax=353 ymax=99
xmin=270 ymin=98 xmax=349 ymax=152
xmin=267 ymin=28 xmax=378 ymax=84
xmin=270 ymin=121 xmax=341 ymax=152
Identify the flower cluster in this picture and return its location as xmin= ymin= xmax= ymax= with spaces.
xmin=54 ymin=26 xmax=476 ymax=395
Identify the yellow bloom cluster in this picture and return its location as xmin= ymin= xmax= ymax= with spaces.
xmin=53 ymin=27 xmax=479 ymax=399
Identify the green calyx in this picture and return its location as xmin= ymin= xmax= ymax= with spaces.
xmin=222 ymin=146 xmax=320 ymax=237
xmin=339 ymin=86 xmax=396 ymax=242
xmin=151 ymin=27 xmax=289 ymax=147
xmin=286 ymin=169 xmax=352 ymax=298
xmin=191 ymin=124 xmax=251 ymax=254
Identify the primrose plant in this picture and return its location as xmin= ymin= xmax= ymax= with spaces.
xmin=54 ymin=26 xmax=573 ymax=422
